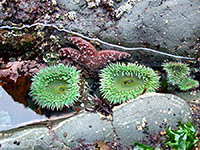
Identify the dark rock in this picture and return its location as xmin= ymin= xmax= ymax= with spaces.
xmin=1 ymin=0 xmax=199 ymax=65
xmin=56 ymin=0 xmax=200 ymax=65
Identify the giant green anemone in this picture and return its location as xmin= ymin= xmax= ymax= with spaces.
xmin=162 ymin=62 xmax=190 ymax=85
xmin=178 ymin=78 xmax=199 ymax=91
xmin=30 ymin=64 xmax=80 ymax=110
xmin=99 ymin=63 xmax=160 ymax=104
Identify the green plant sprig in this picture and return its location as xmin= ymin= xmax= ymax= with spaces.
xmin=165 ymin=121 xmax=199 ymax=150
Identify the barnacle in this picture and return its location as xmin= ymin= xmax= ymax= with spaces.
xmin=162 ymin=62 xmax=190 ymax=85
xmin=178 ymin=78 xmax=199 ymax=91
xmin=30 ymin=64 xmax=81 ymax=110
xmin=100 ymin=63 xmax=160 ymax=104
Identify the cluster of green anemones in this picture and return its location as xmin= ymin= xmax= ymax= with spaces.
xmin=100 ymin=63 xmax=160 ymax=104
xmin=162 ymin=62 xmax=190 ymax=85
xmin=30 ymin=64 xmax=80 ymax=110
xmin=162 ymin=62 xmax=199 ymax=91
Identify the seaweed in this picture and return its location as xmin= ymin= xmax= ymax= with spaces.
xmin=132 ymin=121 xmax=199 ymax=150
xmin=165 ymin=121 xmax=199 ymax=150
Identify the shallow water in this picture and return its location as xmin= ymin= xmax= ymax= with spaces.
xmin=0 ymin=87 xmax=47 ymax=132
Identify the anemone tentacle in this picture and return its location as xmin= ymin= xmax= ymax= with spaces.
xmin=30 ymin=64 xmax=80 ymax=110
xmin=100 ymin=63 xmax=160 ymax=104
xmin=162 ymin=62 xmax=190 ymax=85
xmin=178 ymin=78 xmax=199 ymax=91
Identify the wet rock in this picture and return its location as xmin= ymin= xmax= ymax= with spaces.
xmin=0 ymin=93 xmax=192 ymax=149
xmin=1 ymin=0 xmax=199 ymax=65
xmin=56 ymin=0 xmax=200 ymax=64
xmin=107 ymin=0 xmax=200 ymax=57
xmin=59 ymin=0 xmax=199 ymax=51
xmin=0 ymin=0 xmax=57 ymax=24
xmin=113 ymin=93 xmax=192 ymax=145
xmin=0 ymin=127 xmax=50 ymax=150
xmin=173 ymin=90 xmax=200 ymax=103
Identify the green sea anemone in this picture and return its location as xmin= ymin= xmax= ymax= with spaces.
xmin=178 ymin=78 xmax=199 ymax=91
xmin=162 ymin=62 xmax=190 ymax=85
xmin=100 ymin=63 xmax=160 ymax=104
xmin=30 ymin=64 xmax=81 ymax=110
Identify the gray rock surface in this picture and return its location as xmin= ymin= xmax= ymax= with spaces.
xmin=0 ymin=93 xmax=192 ymax=149
xmin=113 ymin=93 xmax=192 ymax=146
xmin=56 ymin=0 xmax=200 ymax=58
xmin=0 ymin=0 xmax=199 ymax=66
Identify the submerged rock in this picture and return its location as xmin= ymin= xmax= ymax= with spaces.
xmin=0 ymin=93 xmax=192 ymax=149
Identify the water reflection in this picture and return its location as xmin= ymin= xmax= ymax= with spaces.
xmin=0 ymin=86 xmax=47 ymax=132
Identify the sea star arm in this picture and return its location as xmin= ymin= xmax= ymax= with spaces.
xmin=98 ymin=50 xmax=131 ymax=62
xmin=88 ymin=50 xmax=131 ymax=68
xmin=68 ymin=37 xmax=97 ymax=56
xmin=59 ymin=37 xmax=131 ymax=69
xmin=59 ymin=47 xmax=82 ymax=62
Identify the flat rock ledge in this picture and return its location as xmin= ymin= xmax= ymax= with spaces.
xmin=0 ymin=93 xmax=192 ymax=149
